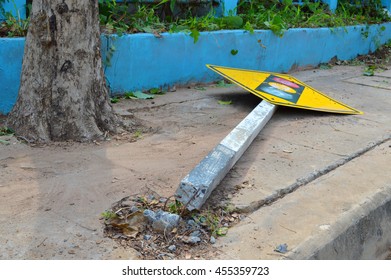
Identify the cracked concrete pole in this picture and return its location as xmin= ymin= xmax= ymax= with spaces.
xmin=176 ymin=101 xmax=277 ymax=210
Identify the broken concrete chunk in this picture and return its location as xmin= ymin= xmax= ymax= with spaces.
xmin=182 ymin=236 xmax=201 ymax=244
xmin=143 ymin=209 xmax=181 ymax=233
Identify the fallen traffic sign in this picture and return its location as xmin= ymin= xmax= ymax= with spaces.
xmin=207 ymin=65 xmax=363 ymax=115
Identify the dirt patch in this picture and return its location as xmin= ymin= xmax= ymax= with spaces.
xmin=0 ymin=85 xmax=256 ymax=259
xmin=355 ymin=44 xmax=391 ymax=67
xmin=101 ymin=190 xmax=244 ymax=260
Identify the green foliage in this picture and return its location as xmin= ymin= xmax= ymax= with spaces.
xmin=110 ymin=96 xmax=120 ymax=103
xmin=0 ymin=0 xmax=390 ymax=39
xmin=0 ymin=126 xmax=14 ymax=136
xmin=125 ymin=90 xmax=155 ymax=99
xmin=264 ymin=14 xmax=286 ymax=37
xmin=216 ymin=80 xmax=234 ymax=87
xmin=218 ymin=100 xmax=233 ymax=105
xmin=149 ymin=87 xmax=165 ymax=95
xmin=337 ymin=0 xmax=390 ymax=23
xmin=103 ymin=38 xmax=116 ymax=67
xmin=237 ymin=0 xmax=391 ymax=36
xmin=167 ymin=199 xmax=184 ymax=215
xmin=99 ymin=0 xmax=130 ymax=35
xmin=0 ymin=0 xmax=29 ymax=37
xmin=109 ymin=88 xmax=159 ymax=103
xmin=230 ymin=49 xmax=238 ymax=55
xmin=0 ymin=124 xmax=16 ymax=145
xmin=191 ymin=210 xmax=229 ymax=237
xmin=101 ymin=210 xmax=118 ymax=220
xmin=96 ymin=0 xmax=391 ymax=40
xmin=363 ymin=65 xmax=377 ymax=76
xmin=133 ymin=130 xmax=143 ymax=138
xmin=0 ymin=0 xmax=7 ymax=16
xmin=1 ymin=13 xmax=29 ymax=36
xmin=99 ymin=0 xmax=166 ymax=35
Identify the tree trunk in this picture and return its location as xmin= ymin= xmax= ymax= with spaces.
xmin=6 ymin=0 xmax=118 ymax=142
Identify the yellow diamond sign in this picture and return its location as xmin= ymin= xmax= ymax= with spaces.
xmin=207 ymin=64 xmax=362 ymax=115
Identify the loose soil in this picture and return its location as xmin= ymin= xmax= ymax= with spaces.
xmin=0 ymin=84 xmax=257 ymax=259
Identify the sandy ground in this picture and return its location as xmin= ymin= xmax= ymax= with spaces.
xmin=0 ymin=84 xmax=257 ymax=259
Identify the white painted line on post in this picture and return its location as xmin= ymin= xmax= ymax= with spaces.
xmin=176 ymin=101 xmax=277 ymax=210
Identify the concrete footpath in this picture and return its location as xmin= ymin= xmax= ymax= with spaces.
xmin=0 ymin=64 xmax=390 ymax=260
xmin=205 ymin=66 xmax=391 ymax=259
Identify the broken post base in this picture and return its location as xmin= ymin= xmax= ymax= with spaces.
xmin=176 ymin=101 xmax=277 ymax=210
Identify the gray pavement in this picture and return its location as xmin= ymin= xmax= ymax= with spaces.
xmin=204 ymin=66 xmax=391 ymax=259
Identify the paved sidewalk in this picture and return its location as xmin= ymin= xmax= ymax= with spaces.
xmin=207 ymin=66 xmax=391 ymax=259
xmin=0 ymin=65 xmax=390 ymax=260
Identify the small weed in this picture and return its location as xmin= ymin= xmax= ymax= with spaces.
xmin=218 ymin=100 xmax=233 ymax=105
xmin=223 ymin=203 xmax=237 ymax=214
xmin=243 ymin=21 xmax=254 ymax=33
xmin=216 ymin=80 xmax=234 ymax=88
xmin=149 ymin=88 xmax=165 ymax=95
xmin=0 ymin=139 xmax=10 ymax=145
xmin=101 ymin=210 xmax=118 ymax=220
xmin=167 ymin=199 xmax=184 ymax=215
xmin=110 ymin=90 xmax=156 ymax=102
xmin=348 ymin=58 xmax=365 ymax=66
xmin=110 ymin=97 xmax=120 ymax=103
xmin=103 ymin=40 xmax=116 ymax=67
xmin=192 ymin=210 xmax=228 ymax=237
xmin=133 ymin=130 xmax=143 ymax=138
xmin=264 ymin=14 xmax=286 ymax=37
xmin=319 ymin=63 xmax=332 ymax=70
xmin=215 ymin=226 xmax=229 ymax=236
xmin=194 ymin=86 xmax=206 ymax=91
xmin=124 ymin=92 xmax=137 ymax=99
xmin=363 ymin=65 xmax=377 ymax=76
xmin=132 ymin=91 xmax=154 ymax=99
xmin=0 ymin=127 xmax=14 ymax=136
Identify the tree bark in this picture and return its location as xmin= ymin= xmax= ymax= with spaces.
xmin=6 ymin=0 xmax=118 ymax=142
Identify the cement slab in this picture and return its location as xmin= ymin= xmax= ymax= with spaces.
xmin=215 ymin=141 xmax=391 ymax=259
xmin=344 ymin=76 xmax=391 ymax=90
xmin=205 ymin=66 xmax=391 ymax=215
xmin=376 ymin=69 xmax=391 ymax=78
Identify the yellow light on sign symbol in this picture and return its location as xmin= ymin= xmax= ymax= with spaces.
xmin=268 ymin=82 xmax=297 ymax=94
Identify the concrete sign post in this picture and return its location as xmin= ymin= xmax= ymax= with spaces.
xmin=176 ymin=101 xmax=277 ymax=210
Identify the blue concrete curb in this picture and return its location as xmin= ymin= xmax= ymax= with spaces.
xmin=1 ymin=23 xmax=391 ymax=114
xmin=0 ymin=37 xmax=24 ymax=115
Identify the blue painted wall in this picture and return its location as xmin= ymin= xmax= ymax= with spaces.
xmin=383 ymin=0 xmax=391 ymax=11
xmin=1 ymin=23 xmax=391 ymax=114
xmin=102 ymin=23 xmax=391 ymax=94
xmin=0 ymin=37 xmax=24 ymax=114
